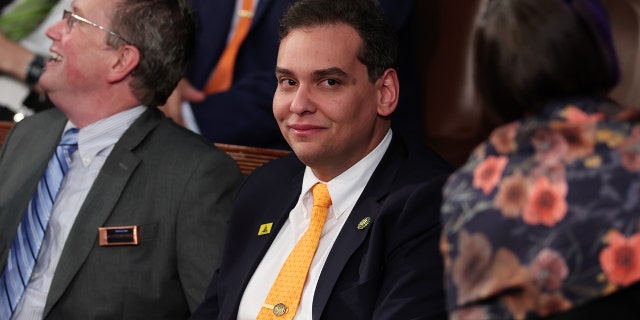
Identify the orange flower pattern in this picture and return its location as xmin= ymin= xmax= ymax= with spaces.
xmin=493 ymin=170 xmax=528 ymax=218
xmin=599 ymin=230 xmax=640 ymax=287
xmin=441 ymin=97 xmax=640 ymax=318
xmin=522 ymin=176 xmax=567 ymax=227
xmin=473 ymin=156 xmax=508 ymax=195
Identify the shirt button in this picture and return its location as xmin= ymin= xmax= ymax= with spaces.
xmin=83 ymin=156 xmax=91 ymax=165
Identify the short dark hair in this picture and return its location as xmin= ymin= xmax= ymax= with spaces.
xmin=474 ymin=0 xmax=619 ymax=122
xmin=279 ymin=0 xmax=398 ymax=83
xmin=108 ymin=0 xmax=196 ymax=107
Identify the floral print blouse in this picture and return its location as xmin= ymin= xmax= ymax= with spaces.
xmin=441 ymin=96 xmax=640 ymax=319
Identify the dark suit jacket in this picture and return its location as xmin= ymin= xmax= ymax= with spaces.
xmin=187 ymin=0 xmax=422 ymax=149
xmin=191 ymin=134 xmax=451 ymax=319
xmin=0 ymin=107 xmax=242 ymax=319
xmin=188 ymin=0 xmax=293 ymax=149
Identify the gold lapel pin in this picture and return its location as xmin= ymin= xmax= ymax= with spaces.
xmin=357 ymin=217 xmax=372 ymax=230
xmin=258 ymin=222 xmax=273 ymax=236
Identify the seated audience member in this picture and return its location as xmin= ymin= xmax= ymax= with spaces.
xmin=162 ymin=0 xmax=424 ymax=149
xmin=0 ymin=0 xmax=72 ymax=120
xmin=0 ymin=0 xmax=242 ymax=318
xmin=439 ymin=0 xmax=640 ymax=319
xmin=190 ymin=0 xmax=452 ymax=319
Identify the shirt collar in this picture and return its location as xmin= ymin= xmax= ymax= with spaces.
xmin=300 ymin=129 xmax=393 ymax=219
xmin=64 ymin=106 xmax=147 ymax=159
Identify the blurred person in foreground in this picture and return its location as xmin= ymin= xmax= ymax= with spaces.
xmin=0 ymin=0 xmax=242 ymax=318
xmin=190 ymin=0 xmax=452 ymax=319
xmin=439 ymin=0 xmax=640 ymax=319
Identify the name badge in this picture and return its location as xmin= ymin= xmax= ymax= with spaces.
xmin=98 ymin=226 xmax=140 ymax=246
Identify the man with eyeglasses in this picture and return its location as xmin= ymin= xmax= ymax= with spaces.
xmin=0 ymin=0 xmax=242 ymax=319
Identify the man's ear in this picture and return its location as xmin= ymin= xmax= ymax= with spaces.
xmin=106 ymin=44 xmax=140 ymax=83
xmin=377 ymin=68 xmax=399 ymax=117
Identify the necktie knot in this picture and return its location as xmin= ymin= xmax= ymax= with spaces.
xmin=58 ymin=129 xmax=79 ymax=169
xmin=60 ymin=128 xmax=79 ymax=146
xmin=312 ymin=183 xmax=331 ymax=208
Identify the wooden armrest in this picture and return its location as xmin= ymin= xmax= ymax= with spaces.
xmin=214 ymin=143 xmax=291 ymax=175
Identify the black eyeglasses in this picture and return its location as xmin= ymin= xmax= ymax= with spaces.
xmin=62 ymin=10 xmax=131 ymax=44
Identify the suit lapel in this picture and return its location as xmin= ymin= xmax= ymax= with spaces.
xmin=0 ymin=111 xmax=66 ymax=267
xmin=228 ymin=168 xmax=304 ymax=316
xmin=312 ymin=136 xmax=407 ymax=319
xmin=44 ymin=108 xmax=161 ymax=315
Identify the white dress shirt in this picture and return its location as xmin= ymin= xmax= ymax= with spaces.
xmin=13 ymin=106 xmax=146 ymax=319
xmin=237 ymin=130 xmax=393 ymax=319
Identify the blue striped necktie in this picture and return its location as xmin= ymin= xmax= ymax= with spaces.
xmin=0 ymin=128 xmax=78 ymax=319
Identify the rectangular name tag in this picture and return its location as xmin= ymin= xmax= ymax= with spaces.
xmin=98 ymin=226 xmax=140 ymax=246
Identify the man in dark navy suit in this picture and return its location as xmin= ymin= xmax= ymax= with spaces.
xmin=162 ymin=0 xmax=424 ymax=150
xmin=191 ymin=0 xmax=451 ymax=319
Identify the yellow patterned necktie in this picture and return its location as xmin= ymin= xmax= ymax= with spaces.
xmin=257 ymin=183 xmax=332 ymax=319
xmin=0 ymin=0 xmax=56 ymax=41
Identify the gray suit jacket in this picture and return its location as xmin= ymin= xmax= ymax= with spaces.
xmin=0 ymin=107 xmax=242 ymax=319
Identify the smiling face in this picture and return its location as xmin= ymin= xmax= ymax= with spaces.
xmin=40 ymin=0 xmax=123 ymax=120
xmin=41 ymin=0 xmax=117 ymax=92
xmin=273 ymin=23 xmax=398 ymax=181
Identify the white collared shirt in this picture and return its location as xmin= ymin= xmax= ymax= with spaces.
xmin=238 ymin=130 xmax=393 ymax=319
xmin=13 ymin=106 xmax=146 ymax=319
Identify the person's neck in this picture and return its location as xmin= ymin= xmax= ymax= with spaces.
xmin=52 ymin=90 xmax=141 ymax=129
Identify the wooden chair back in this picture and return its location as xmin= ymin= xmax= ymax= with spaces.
xmin=214 ymin=143 xmax=290 ymax=175
xmin=0 ymin=121 xmax=288 ymax=175
xmin=0 ymin=121 xmax=13 ymax=149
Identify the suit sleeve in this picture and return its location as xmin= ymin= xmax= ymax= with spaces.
xmin=190 ymin=268 xmax=222 ymax=319
xmin=191 ymin=73 xmax=282 ymax=148
xmin=372 ymin=176 xmax=448 ymax=320
xmin=176 ymin=149 xmax=242 ymax=312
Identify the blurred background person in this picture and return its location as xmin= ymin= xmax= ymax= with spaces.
xmin=438 ymin=0 xmax=640 ymax=319
xmin=0 ymin=0 xmax=71 ymax=121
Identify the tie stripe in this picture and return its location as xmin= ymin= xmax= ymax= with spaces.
xmin=0 ymin=128 xmax=78 ymax=319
